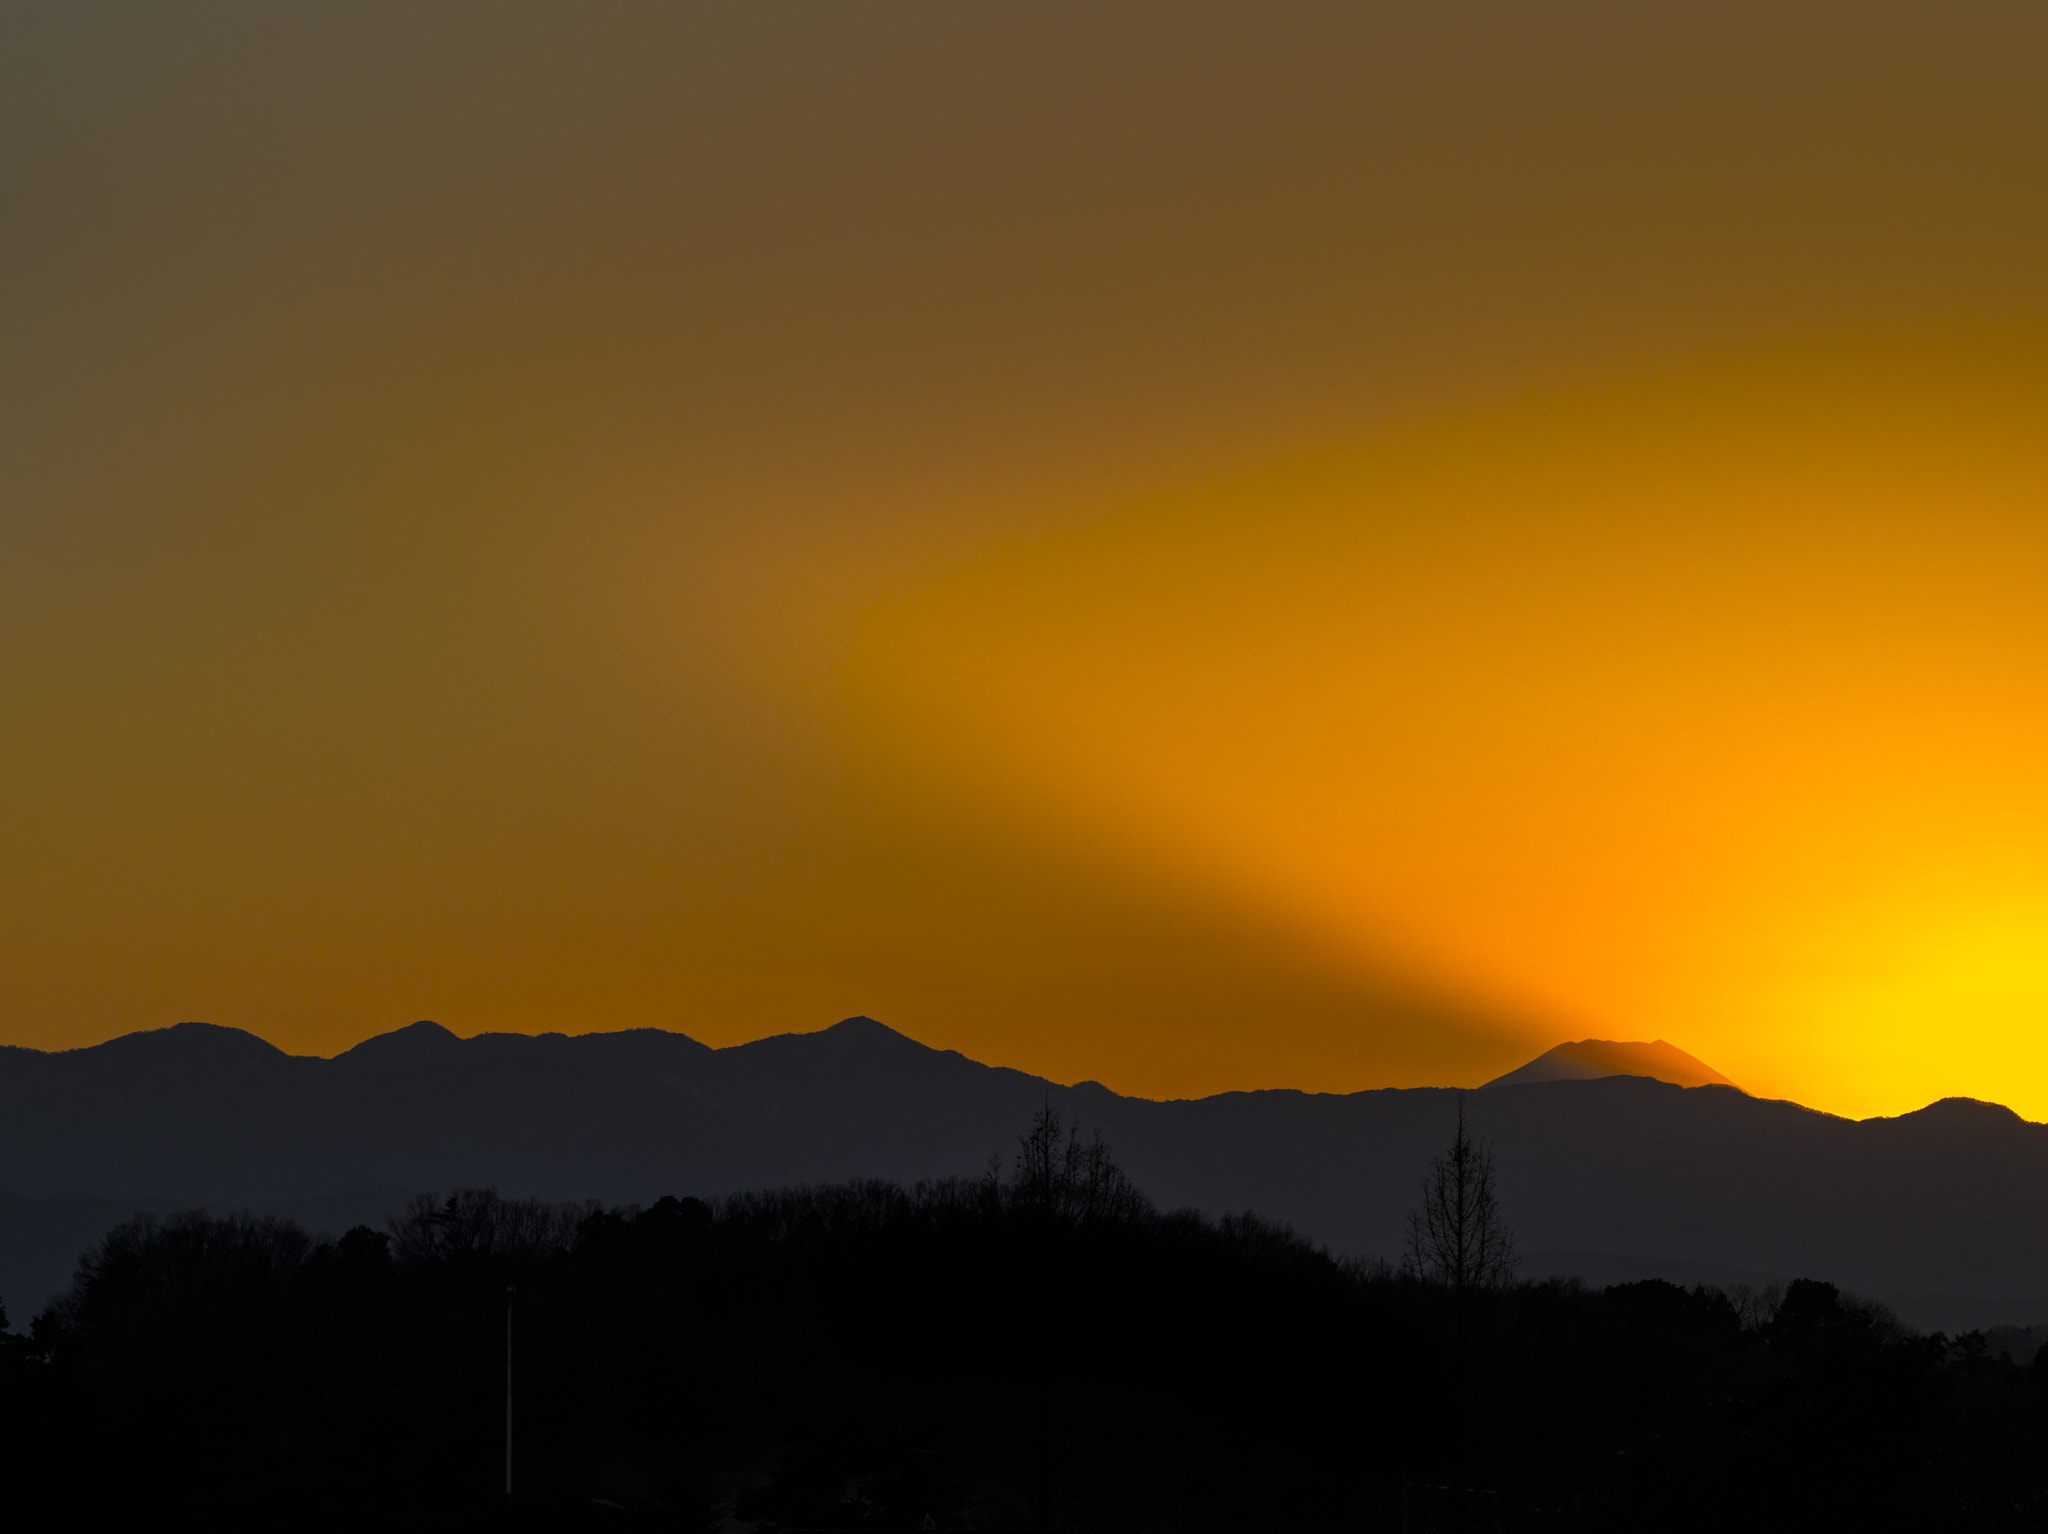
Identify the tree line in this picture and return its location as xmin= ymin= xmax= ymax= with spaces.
xmin=1 ymin=1099 xmax=2045 ymax=1529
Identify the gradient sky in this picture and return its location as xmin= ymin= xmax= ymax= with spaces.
xmin=3 ymin=3 xmax=2045 ymax=1118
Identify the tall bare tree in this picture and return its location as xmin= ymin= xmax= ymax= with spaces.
xmin=1405 ymin=1094 xmax=1515 ymax=1529
xmin=1404 ymin=1094 xmax=1516 ymax=1292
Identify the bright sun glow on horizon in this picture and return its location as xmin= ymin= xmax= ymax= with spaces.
xmin=838 ymin=337 xmax=2048 ymax=1120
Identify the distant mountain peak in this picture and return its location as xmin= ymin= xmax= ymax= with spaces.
xmin=1483 ymin=1038 xmax=1739 ymax=1092
xmin=1888 ymin=1095 xmax=2025 ymax=1127
xmin=812 ymin=1015 xmax=923 ymax=1049
xmin=120 ymin=1021 xmax=290 ymax=1062
xmin=333 ymin=1019 xmax=464 ymax=1064
xmin=827 ymin=1015 xmax=894 ymax=1035
xmin=719 ymin=1015 xmax=929 ymax=1066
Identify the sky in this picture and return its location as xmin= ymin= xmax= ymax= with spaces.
xmin=3 ymin=3 xmax=2045 ymax=1118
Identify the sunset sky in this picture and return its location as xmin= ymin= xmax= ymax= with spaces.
xmin=4 ymin=3 xmax=2045 ymax=1119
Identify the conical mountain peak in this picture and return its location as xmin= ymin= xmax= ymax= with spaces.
xmin=1483 ymin=1037 xmax=1738 ymax=1091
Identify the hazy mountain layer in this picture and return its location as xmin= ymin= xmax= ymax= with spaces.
xmin=3 ymin=1017 xmax=2042 ymax=1329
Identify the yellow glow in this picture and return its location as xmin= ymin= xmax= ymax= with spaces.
xmin=1700 ymin=852 xmax=2048 ymax=1117
xmin=840 ymin=338 xmax=2048 ymax=1116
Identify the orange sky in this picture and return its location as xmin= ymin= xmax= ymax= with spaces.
xmin=3 ymin=4 xmax=2045 ymax=1118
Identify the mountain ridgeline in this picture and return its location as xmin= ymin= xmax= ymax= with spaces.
xmin=4 ymin=1017 xmax=2046 ymax=1330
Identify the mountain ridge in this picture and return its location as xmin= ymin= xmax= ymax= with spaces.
xmin=5 ymin=1017 xmax=2048 ymax=1333
xmin=2 ymin=1018 xmax=1900 ymax=1113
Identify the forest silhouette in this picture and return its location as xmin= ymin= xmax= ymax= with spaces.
xmin=2 ymin=1103 xmax=2045 ymax=1531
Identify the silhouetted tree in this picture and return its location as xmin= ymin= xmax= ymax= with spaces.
xmin=1406 ymin=1094 xmax=1515 ymax=1527
xmin=1404 ymin=1095 xmax=1516 ymax=1294
xmin=387 ymin=1187 xmax=591 ymax=1264
xmin=1004 ymin=1100 xmax=1150 ymax=1532
xmin=1010 ymin=1097 xmax=1148 ymax=1229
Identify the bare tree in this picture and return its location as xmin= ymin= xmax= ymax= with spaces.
xmin=1405 ymin=1094 xmax=1515 ymax=1528
xmin=387 ymin=1188 xmax=592 ymax=1264
xmin=1010 ymin=1097 xmax=1148 ymax=1229
xmin=1005 ymin=1098 xmax=1149 ymax=1534
xmin=1404 ymin=1095 xmax=1516 ymax=1292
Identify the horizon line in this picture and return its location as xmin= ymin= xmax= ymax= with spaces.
xmin=5 ymin=1014 xmax=2030 ymax=1126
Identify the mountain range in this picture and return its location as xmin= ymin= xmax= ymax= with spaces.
xmin=5 ymin=1016 xmax=2045 ymax=1332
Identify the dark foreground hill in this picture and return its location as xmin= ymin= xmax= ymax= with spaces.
xmin=5 ymin=1017 xmax=2048 ymax=1328
xmin=5 ymin=1158 xmax=2045 ymax=1530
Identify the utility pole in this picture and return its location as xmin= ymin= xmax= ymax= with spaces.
xmin=505 ymin=1283 xmax=516 ymax=1497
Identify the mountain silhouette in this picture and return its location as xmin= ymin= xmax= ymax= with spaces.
xmin=1483 ymin=1037 xmax=1739 ymax=1090
xmin=3 ymin=1016 xmax=2044 ymax=1331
